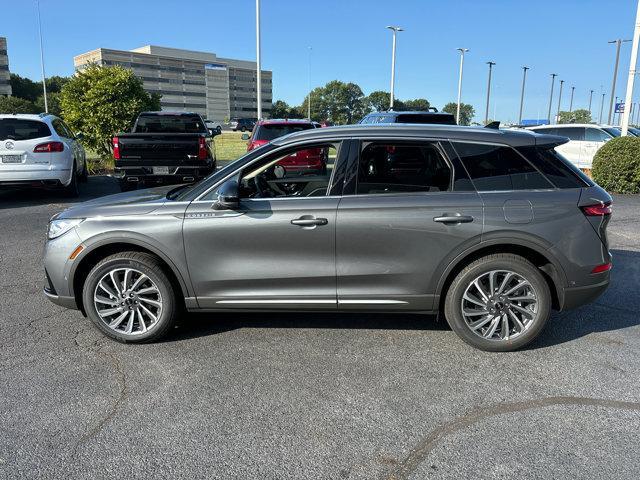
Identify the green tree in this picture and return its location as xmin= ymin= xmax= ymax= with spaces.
xmin=442 ymin=102 xmax=475 ymax=126
xmin=60 ymin=64 xmax=161 ymax=158
xmin=399 ymin=98 xmax=431 ymax=111
xmin=9 ymin=74 xmax=41 ymax=102
xmin=557 ymin=109 xmax=591 ymax=124
xmin=367 ymin=91 xmax=391 ymax=112
xmin=302 ymin=80 xmax=367 ymax=124
xmin=45 ymin=75 xmax=70 ymax=94
xmin=0 ymin=95 xmax=39 ymax=114
xmin=35 ymin=92 xmax=63 ymax=117
xmin=270 ymin=100 xmax=291 ymax=118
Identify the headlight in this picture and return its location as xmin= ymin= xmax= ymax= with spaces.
xmin=48 ymin=218 xmax=84 ymax=239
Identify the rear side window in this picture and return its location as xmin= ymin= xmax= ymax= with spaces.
xmin=356 ymin=142 xmax=451 ymax=194
xmin=555 ymin=127 xmax=584 ymax=141
xmin=395 ymin=113 xmax=456 ymax=125
xmin=518 ymin=146 xmax=592 ymax=188
xmin=531 ymin=127 xmax=557 ymax=136
xmin=0 ymin=119 xmax=52 ymax=141
xmin=135 ymin=114 xmax=206 ymax=133
xmin=255 ymin=123 xmax=314 ymax=141
xmin=453 ymin=142 xmax=552 ymax=191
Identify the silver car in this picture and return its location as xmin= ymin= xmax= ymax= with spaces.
xmin=43 ymin=125 xmax=612 ymax=351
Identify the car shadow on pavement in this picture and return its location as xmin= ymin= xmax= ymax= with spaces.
xmin=0 ymin=175 xmax=120 ymax=210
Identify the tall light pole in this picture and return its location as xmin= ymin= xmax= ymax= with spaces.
xmin=621 ymin=1 xmax=640 ymax=135
xmin=608 ymin=39 xmax=631 ymax=124
xmin=307 ymin=46 xmax=312 ymax=120
xmin=255 ymin=0 xmax=262 ymax=120
xmin=600 ymin=92 xmax=606 ymax=123
xmin=456 ymin=48 xmax=469 ymax=124
xmin=569 ymin=86 xmax=575 ymax=112
xmin=518 ymin=66 xmax=529 ymax=124
xmin=588 ymin=89 xmax=594 ymax=114
xmin=36 ymin=0 xmax=48 ymax=113
xmin=556 ymin=79 xmax=564 ymax=122
xmin=547 ymin=73 xmax=557 ymax=124
xmin=484 ymin=61 xmax=495 ymax=124
xmin=386 ymin=26 xmax=403 ymax=110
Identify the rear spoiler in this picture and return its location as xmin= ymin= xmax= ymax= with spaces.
xmin=485 ymin=121 xmax=500 ymax=129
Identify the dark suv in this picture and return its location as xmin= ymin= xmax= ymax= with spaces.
xmin=230 ymin=118 xmax=257 ymax=132
xmin=360 ymin=110 xmax=457 ymax=125
xmin=44 ymin=125 xmax=611 ymax=351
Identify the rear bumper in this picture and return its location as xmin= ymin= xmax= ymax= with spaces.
xmin=114 ymin=163 xmax=215 ymax=185
xmin=0 ymin=167 xmax=72 ymax=186
xmin=559 ymin=276 xmax=610 ymax=311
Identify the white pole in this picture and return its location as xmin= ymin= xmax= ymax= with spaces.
xmin=456 ymin=48 xmax=468 ymax=124
xmin=36 ymin=0 xmax=48 ymax=113
xmin=622 ymin=0 xmax=640 ymax=135
xmin=307 ymin=46 xmax=312 ymax=120
xmin=386 ymin=26 xmax=402 ymax=110
xmin=255 ymin=0 xmax=262 ymax=120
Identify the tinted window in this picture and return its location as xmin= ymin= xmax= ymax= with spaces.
xmin=556 ymin=127 xmax=584 ymax=141
xmin=52 ymin=119 xmax=72 ymax=138
xmin=517 ymin=146 xmax=591 ymax=188
xmin=0 ymin=119 xmax=52 ymax=141
xmin=395 ymin=113 xmax=457 ymax=125
xmin=135 ymin=114 xmax=206 ymax=133
xmin=585 ymin=128 xmax=612 ymax=142
xmin=255 ymin=123 xmax=314 ymax=141
xmin=601 ymin=127 xmax=620 ymax=138
xmin=453 ymin=142 xmax=552 ymax=191
xmin=532 ymin=127 xmax=557 ymax=136
xmin=356 ymin=142 xmax=451 ymax=194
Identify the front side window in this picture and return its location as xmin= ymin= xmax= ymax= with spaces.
xmin=453 ymin=142 xmax=552 ymax=191
xmin=356 ymin=142 xmax=451 ymax=194
xmin=556 ymin=127 xmax=585 ymax=141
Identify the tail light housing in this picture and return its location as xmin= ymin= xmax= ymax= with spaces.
xmin=591 ymin=262 xmax=612 ymax=274
xmin=248 ymin=140 xmax=268 ymax=151
xmin=33 ymin=141 xmax=64 ymax=153
xmin=581 ymin=202 xmax=612 ymax=216
xmin=112 ymin=137 xmax=120 ymax=160
xmin=198 ymin=137 xmax=208 ymax=160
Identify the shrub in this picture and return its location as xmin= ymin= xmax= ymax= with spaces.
xmin=592 ymin=136 xmax=640 ymax=194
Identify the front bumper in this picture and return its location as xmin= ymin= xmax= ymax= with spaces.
xmin=44 ymin=288 xmax=78 ymax=309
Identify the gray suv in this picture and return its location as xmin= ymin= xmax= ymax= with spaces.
xmin=43 ymin=125 xmax=612 ymax=351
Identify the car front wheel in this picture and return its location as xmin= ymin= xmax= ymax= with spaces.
xmin=82 ymin=252 xmax=178 ymax=343
xmin=444 ymin=253 xmax=551 ymax=352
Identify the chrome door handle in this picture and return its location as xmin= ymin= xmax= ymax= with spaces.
xmin=291 ymin=217 xmax=328 ymax=226
xmin=433 ymin=215 xmax=474 ymax=224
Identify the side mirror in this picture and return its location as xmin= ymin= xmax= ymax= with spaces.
xmin=213 ymin=180 xmax=239 ymax=210
xmin=241 ymin=133 xmax=250 ymax=141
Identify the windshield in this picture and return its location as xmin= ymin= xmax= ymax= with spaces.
xmin=255 ymin=123 xmax=313 ymax=141
xmin=0 ymin=119 xmax=52 ymax=141
xmin=134 ymin=114 xmax=206 ymax=134
xmin=602 ymin=127 xmax=621 ymax=138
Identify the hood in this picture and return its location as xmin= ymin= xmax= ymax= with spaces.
xmin=55 ymin=184 xmax=178 ymax=220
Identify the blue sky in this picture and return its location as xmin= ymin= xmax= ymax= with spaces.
xmin=3 ymin=0 xmax=639 ymax=122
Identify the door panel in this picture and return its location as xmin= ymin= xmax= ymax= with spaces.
xmin=336 ymin=192 xmax=483 ymax=310
xmin=183 ymin=197 xmax=339 ymax=308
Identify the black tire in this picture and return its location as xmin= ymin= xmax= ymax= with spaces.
xmin=82 ymin=252 xmax=178 ymax=343
xmin=63 ymin=162 xmax=80 ymax=197
xmin=79 ymin=159 xmax=89 ymax=183
xmin=240 ymin=126 xmax=246 ymax=132
xmin=444 ymin=253 xmax=551 ymax=352
xmin=216 ymin=126 xmax=222 ymax=134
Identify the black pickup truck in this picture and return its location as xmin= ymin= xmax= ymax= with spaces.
xmin=113 ymin=112 xmax=217 ymax=191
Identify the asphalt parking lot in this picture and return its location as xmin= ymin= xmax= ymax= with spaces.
xmin=1 ymin=177 xmax=639 ymax=480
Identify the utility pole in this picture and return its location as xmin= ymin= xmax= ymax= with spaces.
xmin=484 ymin=61 xmax=495 ymax=124
xmin=36 ymin=0 xmax=48 ymax=113
xmin=255 ymin=0 xmax=262 ymax=120
xmin=569 ymin=86 xmax=575 ymax=112
xmin=307 ymin=46 xmax=312 ymax=120
xmin=456 ymin=48 xmax=469 ymax=124
xmin=386 ymin=26 xmax=403 ymax=110
xmin=556 ymin=80 xmax=564 ymax=122
xmin=588 ymin=89 xmax=594 ymax=114
xmin=518 ymin=66 xmax=529 ymax=124
xmin=600 ymin=92 xmax=606 ymax=123
xmin=621 ymin=0 xmax=640 ymax=135
xmin=547 ymin=74 xmax=557 ymax=124
xmin=608 ymin=39 xmax=631 ymax=124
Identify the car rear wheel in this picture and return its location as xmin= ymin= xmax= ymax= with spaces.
xmin=240 ymin=126 xmax=246 ymax=132
xmin=444 ymin=253 xmax=551 ymax=352
xmin=80 ymin=159 xmax=89 ymax=183
xmin=82 ymin=252 xmax=178 ymax=343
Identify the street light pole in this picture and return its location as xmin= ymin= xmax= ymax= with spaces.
xmin=386 ymin=26 xmax=403 ymax=110
xmin=36 ymin=0 xmax=48 ymax=113
xmin=255 ymin=0 xmax=262 ymax=120
xmin=556 ymin=79 xmax=564 ymax=122
xmin=569 ymin=86 xmax=575 ymax=112
xmin=608 ymin=39 xmax=631 ymax=124
xmin=484 ymin=61 xmax=495 ymax=124
xmin=600 ymin=93 xmax=606 ymax=123
xmin=307 ymin=46 xmax=312 ymax=120
xmin=547 ymin=73 xmax=557 ymax=124
xmin=518 ymin=66 xmax=529 ymax=124
xmin=621 ymin=0 xmax=640 ymax=135
xmin=588 ymin=89 xmax=594 ymax=114
xmin=456 ymin=48 xmax=469 ymax=124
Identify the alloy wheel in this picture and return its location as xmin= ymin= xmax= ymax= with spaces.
xmin=460 ymin=270 xmax=538 ymax=341
xmin=93 ymin=267 xmax=163 ymax=336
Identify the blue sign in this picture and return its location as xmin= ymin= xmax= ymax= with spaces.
xmin=615 ymin=102 xmax=625 ymax=113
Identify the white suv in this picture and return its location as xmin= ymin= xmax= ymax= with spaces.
xmin=0 ymin=114 xmax=87 ymax=196
xmin=528 ymin=124 xmax=619 ymax=169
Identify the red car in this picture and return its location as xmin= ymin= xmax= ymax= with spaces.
xmin=246 ymin=119 xmax=326 ymax=174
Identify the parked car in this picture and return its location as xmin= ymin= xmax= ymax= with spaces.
xmin=230 ymin=118 xmax=256 ymax=132
xmin=360 ymin=110 xmax=457 ymax=125
xmin=245 ymin=119 xmax=324 ymax=174
xmin=112 ymin=111 xmax=216 ymax=191
xmin=0 ymin=114 xmax=87 ymax=196
xmin=204 ymin=119 xmax=222 ymax=135
xmin=527 ymin=124 xmax=620 ymax=169
xmin=43 ymin=124 xmax=612 ymax=351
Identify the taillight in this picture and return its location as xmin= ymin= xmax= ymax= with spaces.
xmin=591 ymin=262 xmax=612 ymax=274
xmin=198 ymin=136 xmax=207 ymax=160
xmin=581 ymin=202 xmax=612 ymax=216
xmin=112 ymin=137 xmax=120 ymax=160
xmin=33 ymin=141 xmax=64 ymax=153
